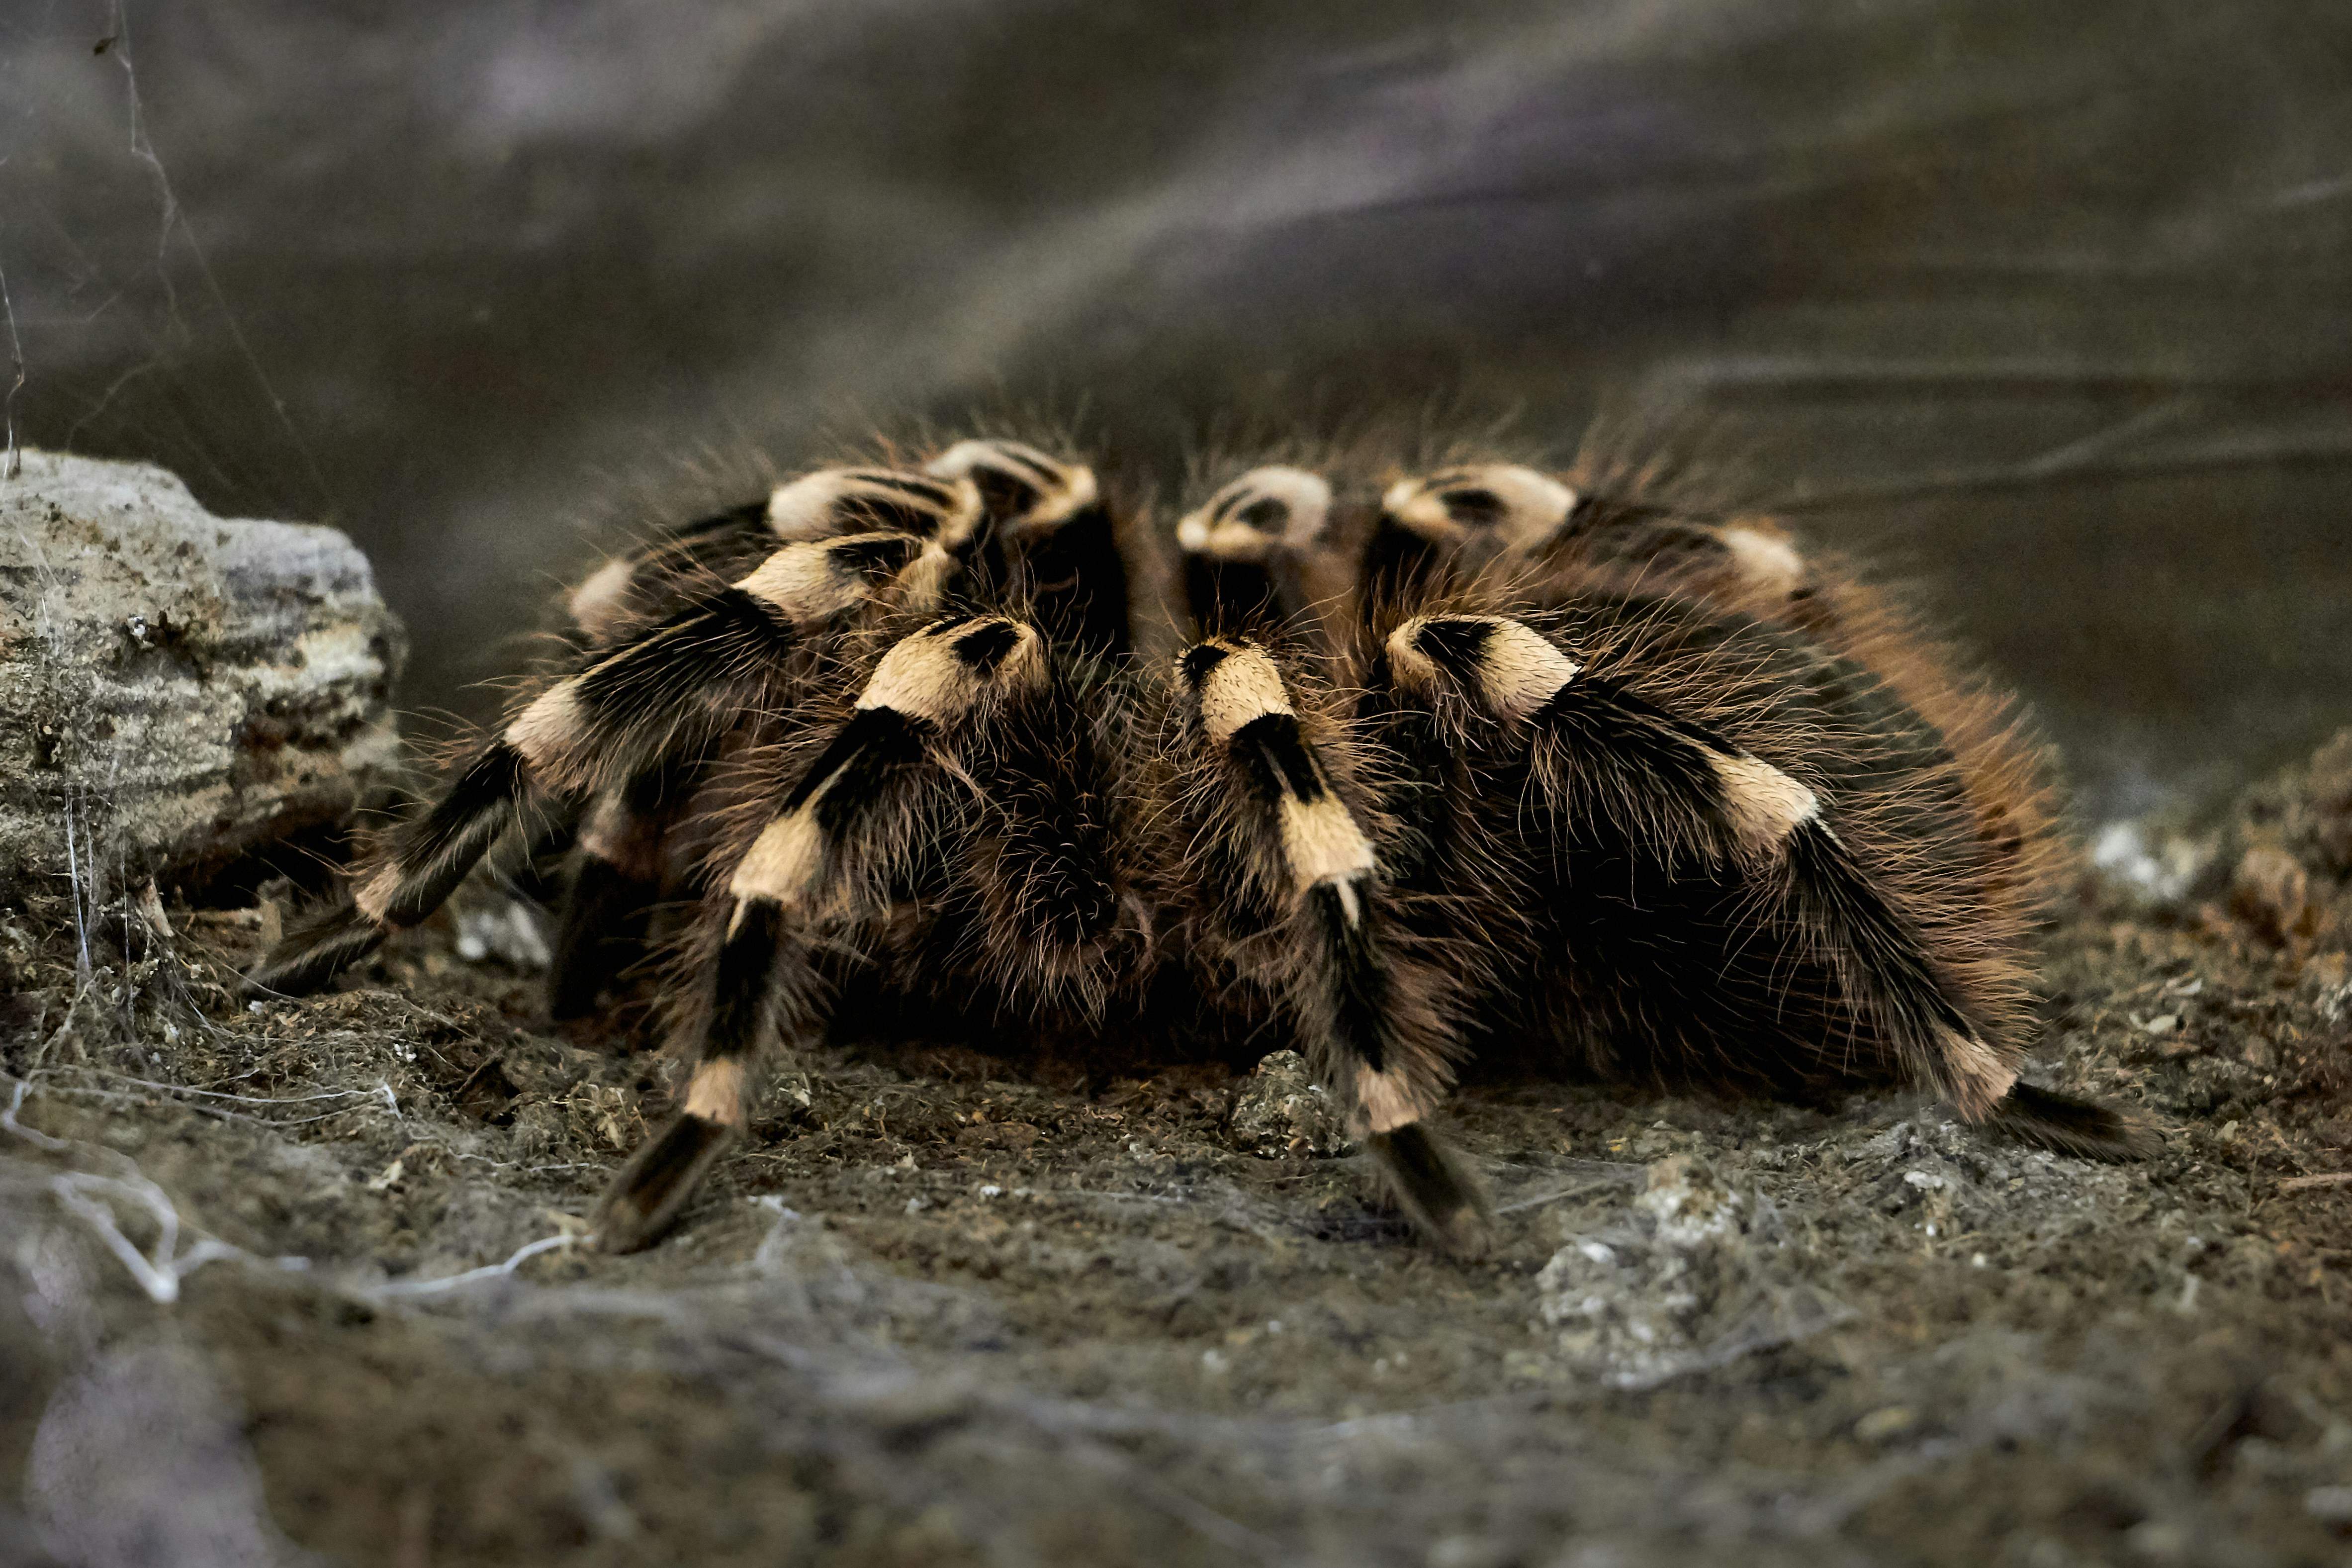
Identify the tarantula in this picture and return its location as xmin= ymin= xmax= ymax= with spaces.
xmin=248 ymin=430 xmax=2140 ymax=1254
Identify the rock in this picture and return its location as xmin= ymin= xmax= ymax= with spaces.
xmin=2136 ymin=727 xmax=2352 ymax=947
xmin=1534 ymin=1153 xmax=1842 ymax=1387
xmin=2231 ymin=845 xmax=2311 ymax=943
xmin=0 ymin=451 xmax=405 ymax=897
xmin=1229 ymin=1049 xmax=1351 ymax=1157
xmin=450 ymin=886 xmax=554 ymax=971
xmin=1535 ymin=1156 xmax=1745 ymax=1383
xmin=2308 ymin=730 xmax=2352 ymax=874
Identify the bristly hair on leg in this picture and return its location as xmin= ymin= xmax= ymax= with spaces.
xmin=1993 ymin=1082 xmax=2157 ymax=1160
xmin=1366 ymin=1124 xmax=1496 ymax=1258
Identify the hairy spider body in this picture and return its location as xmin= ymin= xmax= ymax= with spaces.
xmin=249 ymin=430 xmax=2140 ymax=1255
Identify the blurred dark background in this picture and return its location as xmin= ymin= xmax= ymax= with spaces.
xmin=5 ymin=0 xmax=2347 ymax=820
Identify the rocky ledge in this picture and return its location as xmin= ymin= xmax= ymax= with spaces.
xmin=0 ymin=451 xmax=405 ymax=899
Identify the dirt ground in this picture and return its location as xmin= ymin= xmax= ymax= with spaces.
xmin=5 ymin=737 xmax=2352 ymax=1568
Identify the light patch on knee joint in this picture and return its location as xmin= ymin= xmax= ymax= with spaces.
xmin=1387 ymin=616 xmax=1579 ymax=718
xmin=1721 ymin=524 xmax=1805 ymax=598
xmin=1714 ymin=752 xmax=1820 ymax=852
xmin=858 ymin=617 xmax=1043 ymax=724
xmin=1382 ymin=465 xmax=1574 ymax=553
xmin=580 ymin=792 xmax=666 ymax=881
xmin=682 ymin=1058 xmax=750 ymax=1128
xmin=768 ymin=469 xmax=861 ymax=538
xmin=767 ymin=467 xmax=983 ymax=550
xmin=1938 ymin=1028 xmax=2017 ymax=1119
xmin=925 ymin=439 xmax=1098 ymax=531
xmin=1472 ymin=620 xmax=1580 ymax=718
xmin=1356 ymin=1069 xmax=1425 ymax=1135
xmin=1383 ymin=620 xmax=1443 ymax=693
xmin=1279 ymin=795 xmax=1376 ymax=899
xmin=577 ymin=795 xmax=630 ymax=863
xmin=735 ymin=538 xmax=888 ymax=623
xmin=730 ymin=812 xmax=827 ymax=909
xmin=894 ymin=543 xmax=959 ymax=612
xmin=354 ymin=865 xmax=401 ymax=923
xmin=1191 ymin=643 xmax=1293 ymax=744
xmin=568 ymin=557 xmax=639 ymax=642
xmin=1175 ymin=466 xmax=1330 ymax=562
xmin=505 ymin=681 xmax=588 ymax=770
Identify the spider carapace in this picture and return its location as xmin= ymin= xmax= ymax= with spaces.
xmin=248 ymin=432 xmax=2140 ymax=1254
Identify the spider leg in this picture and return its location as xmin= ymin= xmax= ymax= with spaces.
xmin=1171 ymin=637 xmax=1491 ymax=1255
xmin=595 ymin=613 xmax=1054 ymax=1252
xmin=571 ymin=467 xmax=983 ymax=643
xmin=1373 ymin=464 xmax=1810 ymax=619
xmin=548 ymin=848 xmax=659 ymax=1019
xmin=566 ymin=498 xmax=773 ymax=646
xmin=1380 ymin=612 xmax=2032 ymax=1120
xmin=1377 ymin=462 xmax=2070 ymax=986
xmin=926 ymin=438 xmax=1128 ymax=659
xmin=245 ymin=532 xmax=927 ymax=998
xmin=546 ymin=755 xmax=709 ymax=1019
xmin=1175 ymin=466 xmax=1337 ymax=640
xmin=545 ymin=444 xmax=1110 ymax=1017
xmin=1362 ymin=463 xmax=1579 ymax=610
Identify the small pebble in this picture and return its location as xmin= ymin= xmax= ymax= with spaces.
xmin=1228 ymin=1049 xmax=1351 ymax=1157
